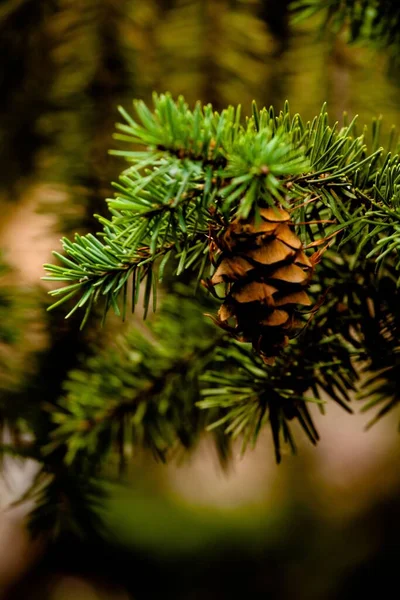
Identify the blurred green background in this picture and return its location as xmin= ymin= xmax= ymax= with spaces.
xmin=1 ymin=0 xmax=400 ymax=598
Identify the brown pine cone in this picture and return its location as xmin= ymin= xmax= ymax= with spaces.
xmin=204 ymin=206 xmax=314 ymax=364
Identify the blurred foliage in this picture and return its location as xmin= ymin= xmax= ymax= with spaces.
xmin=0 ymin=0 xmax=56 ymax=192
xmin=1 ymin=4 xmax=400 ymax=600
xmin=0 ymin=252 xmax=40 ymax=401
xmin=291 ymin=0 xmax=400 ymax=64
xmin=8 ymin=466 xmax=400 ymax=600
xmin=46 ymin=288 xmax=223 ymax=467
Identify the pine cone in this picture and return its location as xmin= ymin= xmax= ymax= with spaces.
xmin=204 ymin=206 xmax=314 ymax=364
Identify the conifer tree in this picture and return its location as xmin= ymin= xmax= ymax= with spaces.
xmin=2 ymin=0 xmax=400 ymax=545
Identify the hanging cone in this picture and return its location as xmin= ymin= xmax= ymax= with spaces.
xmin=204 ymin=206 xmax=314 ymax=364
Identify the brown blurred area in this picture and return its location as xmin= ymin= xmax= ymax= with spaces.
xmin=1 ymin=1 xmax=400 ymax=599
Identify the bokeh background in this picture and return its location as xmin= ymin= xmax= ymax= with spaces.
xmin=1 ymin=1 xmax=400 ymax=598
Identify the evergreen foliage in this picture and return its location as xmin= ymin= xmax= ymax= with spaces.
xmin=0 ymin=255 xmax=38 ymax=400
xmin=0 ymin=0 xmax=55 ymax=191
xmin=0 ymin=255 xmax=22 ymax=393
xmin=3 ymin=0 xmax=400 ymax=544
xmin=291 ymin=0 xmax=400 ymax=60
xmin=47 ymin=290 xmax=223 ymax=467
xmin=41 ymin=94 xmax=400 ymax=477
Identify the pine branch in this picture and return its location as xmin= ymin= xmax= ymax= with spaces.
xmin=199 ymin=298 xmax=359 ymax=462
xmin=44 ymin=94 xmax=311 ymax=321
xmin=290 ymin=0 xmax=400 ymax=60
xmin=356 ymin=269 xmax=400 ymax=428
xmin=19 ymin=466 xmax=110 ymax=539
xmin=45 ymin=290 xmax=224 ymax=467
xmin=45 ymin=95 xmax=400 ymax=327
xmin=8 ymin=289 xmax=229 ymax=537
xmin=42 ymin=93 xmax=400 ymax=452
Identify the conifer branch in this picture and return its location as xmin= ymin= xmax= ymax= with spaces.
xmin=43 ymin=93 xmax=400 ymax=451
xmin=45 ymin=94 xmax=400 ymax=325
xmin=45 ymin=291 xmax=224 ymax=466
xmin=290 ymin=0 xmax=400 ymax=60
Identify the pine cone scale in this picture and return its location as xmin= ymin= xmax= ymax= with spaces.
xmin=247 ymin=239 xmax=295 ymax=265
